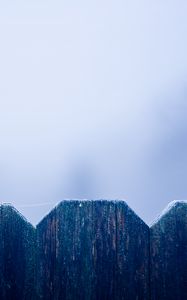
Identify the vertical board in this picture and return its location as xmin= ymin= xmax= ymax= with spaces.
xmin=37 ymin=200 xmax=94 ymax=300
xmin=92 ymin=200 xmax=117 ymax=299
xmin=37 ymin=200 xmax=150 ymax=300
xmin=36 ymin=208 xmax=57 ymax=299
xmin=0 ymin=205 xmax=36 ymax=300
xmin=150 ymin=201 xmax=187 ymax=300
xmin=115 ymin=201 xmax=150 ymax=299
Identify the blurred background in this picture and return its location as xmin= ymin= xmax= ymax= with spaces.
xmin=1 ymin=0 xmax=187 ymax=225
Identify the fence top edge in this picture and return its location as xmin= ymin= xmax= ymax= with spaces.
xmin=36 ymin=199 xmax=149 ymax=228
xmin=36 ymin=199 xmax=128 ymax=227
xmin=0 ymin=203 xmax=35 ymax=229
xmin=150 ymin=200 xmax=187 ymax=228
xmin=2 ymin=199 xmax=187 ymax=229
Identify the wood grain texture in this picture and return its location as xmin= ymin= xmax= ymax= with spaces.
xmin=150 ymin=201 xmax=187 ymax=300
xmin=37 ymin=200 xmax=150 ymax=300
xmin=0 ymin=205 xmax=36 ymax=300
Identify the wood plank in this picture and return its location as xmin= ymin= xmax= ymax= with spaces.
xmin=0 ymin=205 xmax=36 ymax=300
xmin=37 ymin=200 xmax=150 ymax=299
xmin=150 ymin=201 xmax=187 ymax=300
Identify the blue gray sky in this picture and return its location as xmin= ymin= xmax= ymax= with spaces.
xmin=1 ymin=0 xmax=187 ymax=225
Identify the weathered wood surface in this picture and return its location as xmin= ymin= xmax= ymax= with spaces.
xmin=150 ymin=201 xmax=187 ymax=300
xmin=37 ymin=200 xmax=150 ymax=300
xmin=0 ymin=205 xmax=36 ymax=300
xmin=3 ymin=199 xmax=187 ymax=300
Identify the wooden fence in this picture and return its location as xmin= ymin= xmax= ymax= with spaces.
xmin=0 ymin=200 xmax=186 ymax=300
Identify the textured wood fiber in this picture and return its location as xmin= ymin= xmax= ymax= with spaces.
xmin=0 ymin=205 xmax=36 ymax=300
xmin=150 ymin=202 xmax=187 ymax=300
xmin=37 ymin=200 xmax=150 ymax=300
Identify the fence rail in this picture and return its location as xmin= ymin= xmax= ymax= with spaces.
xmin=0 ymin=200 xmax=186 ymax=300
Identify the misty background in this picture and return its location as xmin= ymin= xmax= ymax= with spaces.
xmin=1 ymin=0 xmax=187 ymax=225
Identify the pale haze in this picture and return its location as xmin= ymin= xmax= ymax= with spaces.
xmin=1 ymin=0 xmax=187 ymax=225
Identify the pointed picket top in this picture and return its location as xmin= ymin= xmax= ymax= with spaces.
xmin=37 ymin=199 xmax=147 ymax=227
xmin=0 ymin=203 xmax=34 ymax=228
xmin=150 ymin=200 xmax=187 ymax=227
xmin=37 ymin=198 xmax=150 ymax=300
